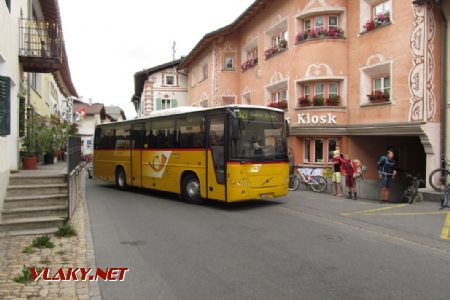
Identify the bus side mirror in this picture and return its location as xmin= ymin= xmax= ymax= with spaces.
xmin=285 ymin=119 xmax=290 ymax=137
xmin=231 ymin=118 xmax=239 ymax=140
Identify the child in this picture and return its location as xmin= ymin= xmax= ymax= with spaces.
xmin=342 ymin=154 xmax=360 ymax=199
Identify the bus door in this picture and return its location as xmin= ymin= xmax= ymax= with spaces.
xmin=130 ymin=123 xmax=144 ymax=187
xmin=206 ymin=115 xmax=226 ymax=201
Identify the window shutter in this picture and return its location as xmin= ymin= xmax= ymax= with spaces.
xmin=0 ymin=75 xmax=11 ymax=136
xmin=171 ymin=99 xmax=177 ymax=108
xmin=155 ymin=98 xmax=162 ymax=110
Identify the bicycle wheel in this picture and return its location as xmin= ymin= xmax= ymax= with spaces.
xmin=289 ymin=176 xmax=300 ymax=191
xmin=310 ymin=176 xmax=327 ymax=193
xmin=429 ymin=168 xmax=450 ymax=192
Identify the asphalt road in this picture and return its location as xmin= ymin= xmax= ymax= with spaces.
xmin=86 ymin=179 xmax=450 ymax=300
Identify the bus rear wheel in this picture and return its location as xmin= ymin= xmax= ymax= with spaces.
xmin=181 ymin=174 xmax=203 ymax=204
xmin=115 ymin=167 xmax=127 ymax=190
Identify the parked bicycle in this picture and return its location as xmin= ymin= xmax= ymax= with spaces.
xmin=429 ymin=159 xmax=450 ymax=208
xmin=289 ymin=168 xmax=327 ymax=193
xmin=402 ymin=171 xmax=424 ymax=204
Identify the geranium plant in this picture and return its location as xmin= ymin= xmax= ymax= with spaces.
xmin=367 ymin=91 xmax=390 ymax=102
xmin=326 ymin=95 xmax=340 ymax=106
xmin=313 ymin=95 xmax=325 ymax=106
xmin=295 ymin=28 xmax=344 ymax=44
xmin=241 ymin=57 xmax=258 ymax=72
xmin=268 ymin=100 xmax=288 ymax=109
xmin=298 ymin=96 xmax=311 ymax=107
xmin=364 ymin=12 xmax=390 ymax=32
xmin=264 ymin=40 xmax=288 ymax=60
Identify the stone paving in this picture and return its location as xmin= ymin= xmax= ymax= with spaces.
xmin=0 ymin=197 xmax=101 ymax=299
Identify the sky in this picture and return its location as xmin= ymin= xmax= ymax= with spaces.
xmin=59 ymin=0 xmax=255 ymax=120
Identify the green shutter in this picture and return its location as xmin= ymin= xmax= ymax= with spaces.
xmin=0 ymin=75 xmax=11 ymax=136
xmin=155 ymin=98 xmax=162 ymax=110
xmin=171 ymin=99 xmax=177 ymax=108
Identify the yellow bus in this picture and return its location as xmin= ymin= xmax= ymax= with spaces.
xmin=93 ymin=105 xmax=289 ymax=203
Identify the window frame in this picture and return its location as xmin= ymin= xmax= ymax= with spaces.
xmin=224 ymin=56 xmax=234 ymax=70
xmin=328 ymin=82 xmax=339 ymax=98
xmin=272 ymin=31 xmax=288 ymax=47
xmin=304 ymin=139 xmax=311 ymax=163
xmin=373 ymin=0 xmax=390 ymax=17
xmin=314 ymin=16 xmax=324 ymax=31
xmin=304 ymin=84 xmax=311 ymax=98
xmin=201 ymin=64 xmax=208 ymax=81
xmin=314 ymin=139 xmax=324 ymax=164
xmin=314 ymin=82 xmax=324 ymax=97
xmin=271 ymin=89 xmax=288 ymax=103
xmin=161 ymin=99 xmax=171 ymax=110
xmin=328 ymin=16 xmax=338 ymax=30
xmin=327 ymin=138 xmax=337 ymax=164
xmin=373 ymin=75 xmax=390 ymax=94
xmin=304 ymin=19 xmax=311 ymax=32
xmin=164 ymin=74 xmax=176 ymax=86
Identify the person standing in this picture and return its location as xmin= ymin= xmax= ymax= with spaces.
xmin=331 ymin=150 xmax=343 ymax=196
xmin=377 ymin=150 xmax=398 ymax=203
xmin=342 ymin=154 xmax=359 ymax=199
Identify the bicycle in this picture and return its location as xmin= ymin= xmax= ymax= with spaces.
xmin=402 ymin=171 xmax=424 ymax=204
xmin=289 ymin=168 xmax=327 ymax=193
xmin=428 ymin=159 xmax=450 ymax=208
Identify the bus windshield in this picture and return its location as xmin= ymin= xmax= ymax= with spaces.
xmin=230 ymin=109 xmax=287 ymax=161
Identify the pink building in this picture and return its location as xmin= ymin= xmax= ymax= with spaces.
xmin=179 ymin=0 xmax=445 ymax=199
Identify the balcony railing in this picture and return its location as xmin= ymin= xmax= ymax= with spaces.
xmin=19 ymin=18 xmax=64 ymax=73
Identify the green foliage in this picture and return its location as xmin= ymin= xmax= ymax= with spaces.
xmin=55 ymin=224 xmax=77 ymax=238
xmin=22 ymin=112 xmax=45 ymax=156
xmin=55 ymin=250 xmax=65 ymax=256
xmin=31 ymin=236 xmax=55 ymax=249
xmin=40 ymin=258 xmax=51 ymax=265
xmin=21 ymin=245 xmax=36 ymax=254
xmin=13 ymin=265 xmax=40 ymax=284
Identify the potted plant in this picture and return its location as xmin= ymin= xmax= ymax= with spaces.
xmin=367 ymin=91 xmax=390 ymax=103
xmin=298 ymin=96 xmax=311 ymax=107
xmin=313 ymin=95 xmax=325 ymax=106
xmin=40 ymin=116 xmax=70 ymax=164
xmin=326 ymin=95 xmax=340 ymax=106
xmin=21 ymin=114 xmax=44 ymax=170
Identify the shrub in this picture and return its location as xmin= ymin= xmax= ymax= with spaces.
xmin=31 ymin=236 xmax=55 ymax=249
xmin=13 ymin=265 xmax=40 ymax=284
xmin=21 ymin=245 xmax=36 ymax=254
xmin=55 ymin=224 xmax=77 ymax=238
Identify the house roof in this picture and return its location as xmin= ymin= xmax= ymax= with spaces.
xmin=40 ymin=0 xmax=78 ymax=97
xmin=131 ymin=58 xmax=183 ymax=104
xmin=73 ymin=101 xmax=105 ymax=118
xmin=105 ymin=106 xmax=127 ymax=121
xmin=178 ymin=0 xmax=273 ymax=69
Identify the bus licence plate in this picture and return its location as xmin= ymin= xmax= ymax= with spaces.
xmin=260 ymin=193 xmax=273 ymax=199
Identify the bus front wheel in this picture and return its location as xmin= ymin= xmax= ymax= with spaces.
xmin=115 ymin=167 xmax=127 ymax=190
xmin=181 ymin=174 xmax=203 ymax=204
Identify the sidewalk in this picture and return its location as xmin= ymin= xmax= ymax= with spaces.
xmin=0 ymin=182 xmax=100 ymax=299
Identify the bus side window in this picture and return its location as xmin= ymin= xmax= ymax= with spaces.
xmin=94 ymin=128 xmax=101 ymax=149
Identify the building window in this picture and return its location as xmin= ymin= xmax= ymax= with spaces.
xmin=373 ymin=1 xmax=390 ymax=17
xmin=314 ymin=139 xmax=324 ymax=163
xmin=161 ymin=99 xmax=171 ymax=110
xmin=304 ymin=84 xmax=311 ymax=98
xmin=304 ymin=19 xmax=311 ymax=32
xmin=314 ymin=83 xmax=324 ymax=97
xmin=329 ymin=16 xmax=338 ymax=31
xmin=0 ymin=75 xmax=11 ymax=136
xmin=329 ymin=82 xmax=339 ymax=98
xmin=201 ymin=64 xmax=208 ymax=81
xmin=31 ymin=73 xmax=40 ymax=92
xmin=272 ymin=31 xmax=288 ymax=47
xmin=328 ymin=139 xmax=337 ymax=163
xmin=304 ymin=139 xmax=311 ymax=163
xmin=247 ymin=48 xmax=258 ymax=60
xmin=224 ymin=56 xmax=234 ymax=70
xmin=314 ymin=16 xmax=324 ymax=31
xmin=165 ymin=75 xmax=175 ymax=86
xmin=272 ymin=90 xmax=287 ymax=103
xmin=374 ymin=76 xmax=390 ymax=95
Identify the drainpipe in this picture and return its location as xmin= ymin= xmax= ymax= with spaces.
xmin=441 ymin=9 xmax=448 ymax=168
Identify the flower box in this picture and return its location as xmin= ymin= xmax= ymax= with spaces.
xmin=241 ymin=57 xmax=258 ymax=72
xmin=313 ymin=95 xmax=325 ymax=106
xmin=264 ymin=40 xmax=288 ymax=60
xmin=363 ymin=13 xmax=390 ymax=32
xmin=367 ymin=91 xmax=390 ymax=103
xmin=298 ymin=97 xmax=311 ymax=107
xmin=295 ymin=28 xmax=344 ymax=44
xmin=268 ymin=100 xmax=288 ymax=109
xmin=326 ymin=95 xmax=340 ymax=106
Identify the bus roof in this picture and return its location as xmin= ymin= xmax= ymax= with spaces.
xmin=96 ymin=105 xmax=284 ymax=127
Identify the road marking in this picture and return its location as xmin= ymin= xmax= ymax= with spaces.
xmin=276 ymin=206 xmax=450 ymax=255
xmin=354 ymin=211 xmax=449 ymax=216
xmin=441 ymin=213 xmax=450 ymax=240
xmin=340 ymin=204 xmax=406 ymax=216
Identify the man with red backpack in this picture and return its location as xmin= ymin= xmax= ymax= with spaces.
xmin=342 ymin=154 xmax=361 ymax=200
